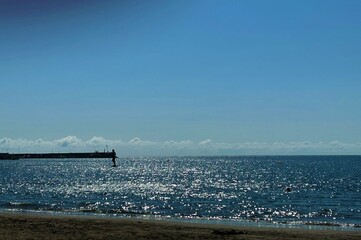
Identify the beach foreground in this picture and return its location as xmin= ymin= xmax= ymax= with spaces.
xmin=0 ymin=213 xmax=360 ymax=240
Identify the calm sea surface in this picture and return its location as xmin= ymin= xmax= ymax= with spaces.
xmin=1 ymin=156 xmax=360 ymax=229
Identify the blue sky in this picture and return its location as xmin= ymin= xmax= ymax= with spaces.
xmin=1 ymin=0 xmax=360 ymax=155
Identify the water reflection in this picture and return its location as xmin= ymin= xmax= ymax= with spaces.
xmin=0 ymin=156 xmax=360 ymax=228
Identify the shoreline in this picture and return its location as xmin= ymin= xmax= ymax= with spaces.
xmin=1 ymin=209 xmax=360 ymax=231
xmin=1 ymin=212 xmax=360 ymax=240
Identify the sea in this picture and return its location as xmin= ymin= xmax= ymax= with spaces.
xmin=0 ymin=156 xmax=360 ymax=230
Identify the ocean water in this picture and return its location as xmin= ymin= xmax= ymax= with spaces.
xmin=0 ymin=156 xmax=360 ymax=229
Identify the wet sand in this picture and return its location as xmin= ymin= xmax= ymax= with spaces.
xmin=0 ymin=212 xmax=360 ymax=240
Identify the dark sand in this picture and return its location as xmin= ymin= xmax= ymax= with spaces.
xmin=0 ymin=212 xmax=360 ymax=240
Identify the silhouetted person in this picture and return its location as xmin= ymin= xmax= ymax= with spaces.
xmin=111 ymin=149 xmax=117 ymax=167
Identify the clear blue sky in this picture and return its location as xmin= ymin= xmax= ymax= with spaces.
xmin=0 ymin=0 xmax=360 ymax=154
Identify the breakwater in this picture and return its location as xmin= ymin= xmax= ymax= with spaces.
xmin=0 ymin=152 xmax=115 ymax=160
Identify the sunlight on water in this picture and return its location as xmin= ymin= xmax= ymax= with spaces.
xmin=0 ymin=156 xmax=360 ymax=228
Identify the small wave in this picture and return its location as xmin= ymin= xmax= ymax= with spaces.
xmin=304 ymin=221 xmax=361 ymax=228
xmin=1 ymin=202 xmax=64 ymax=212
xmin=305 ymin=221 xmax=341 ymax=227
xmin=4 ymin=202 xmax=37 ymax=208
xmin=78 ymin=208 xmax=150 ymax=216
xmin=73 ymin=202 xmax=152 ymax=215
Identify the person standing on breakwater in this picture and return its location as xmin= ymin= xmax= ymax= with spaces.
xmin=111 ymin=149 xmax=117 ymax=167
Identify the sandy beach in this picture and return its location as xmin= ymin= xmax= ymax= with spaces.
xmin=0 ymin=213 xmax=360 ymax=240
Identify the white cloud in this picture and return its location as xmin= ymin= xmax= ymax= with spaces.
xmin=87 ymin=136 xmax=107 ymax=146
xmin=55 ymin=136 xmax=83 ymax=148
xmin=128 ymin=137 xmax=141 ymax=144
xmin=199 ymin=139 xmax=212 ymax=145
xmin=0 ymin=136 xmax=361 ymax=155
xmin=163 ymin=140 xmax=193 ymax=148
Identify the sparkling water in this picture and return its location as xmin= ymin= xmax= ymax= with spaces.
xmin=1 ymin=156 xmax=360 ymax=229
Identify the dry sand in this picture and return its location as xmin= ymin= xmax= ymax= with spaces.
xmin=0 ymin=212 xmax=360 ymax=240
